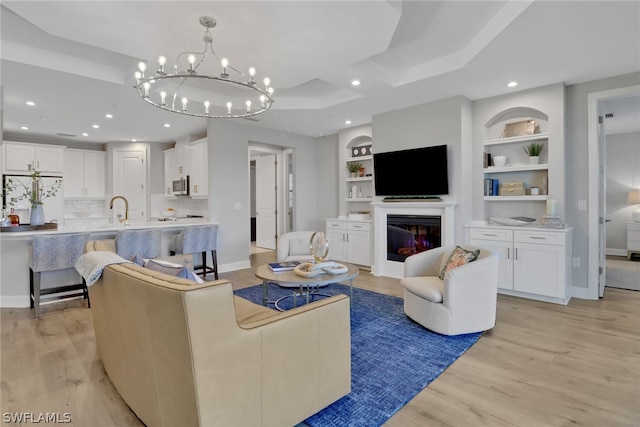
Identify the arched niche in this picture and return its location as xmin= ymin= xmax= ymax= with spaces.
xmin=485 ymin=107 xmax=548 ymax=128
xmin=346 ymin=135 xmax=372 ymax=149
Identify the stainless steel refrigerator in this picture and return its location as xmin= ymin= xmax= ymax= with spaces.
xmin=2 ymin=175 xmax=64 ymax=225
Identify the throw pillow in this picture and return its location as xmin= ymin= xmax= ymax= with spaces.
xmin=438 ymin=246 xmax=481 ymax=280
xmin=143 ymin=258 xmax=204 ymax=283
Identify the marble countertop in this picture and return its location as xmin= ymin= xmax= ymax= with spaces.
xmin=0 ymin=218 xmax=214 ymax=239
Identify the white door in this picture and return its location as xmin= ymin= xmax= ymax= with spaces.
xmin=255 ymin=154 xmax=277 ymax=249
xmin=113 ymin=149 xmax=146 ymax=222
xmin=598 ymin=114 xmax=607 ymax=298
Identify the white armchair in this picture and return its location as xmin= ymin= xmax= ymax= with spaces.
xmin=400 ymin=245 xmax=499 ymax=336
xmin=277 ymin=231 xmax=316 ymax=263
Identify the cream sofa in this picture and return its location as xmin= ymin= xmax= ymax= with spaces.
xmin=84 ymin=241 xmax=351 ymax=427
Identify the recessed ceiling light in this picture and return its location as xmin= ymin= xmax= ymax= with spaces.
xmin=105 ymin=113 xmax=113 ymax=119
xmin=131 ymin=139 xmax=137 ymax=142
xmin=508 ymin=81 xmax=518 ymax=88
xmin=92 ymin=124 xmax=100 ymax=129
xmin=351 ymin=79 xmax=361 ymax=86
xmin=26 ymin=101 xmax=35 ymax=106
xmin=20 ymin=126 xmax=29 ymax=130
xmin=345 ymin=120 xmax=352 ymax=125
xmin=164 ymin=123 xmax=171 ymax=128
xmin=82 ymin=133 xmax=89 ymax=137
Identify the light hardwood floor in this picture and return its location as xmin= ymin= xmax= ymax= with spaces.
xmin=1 ymin=250 xmax=639 ymax=426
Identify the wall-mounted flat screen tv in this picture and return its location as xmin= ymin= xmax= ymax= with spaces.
xmin=373 ymin=145 xmax=449 ymax=196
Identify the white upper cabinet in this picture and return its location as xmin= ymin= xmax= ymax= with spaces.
xmin=3 ymin=141 xmax=65 ymax=174
xmin=186 ymin=139 xmax=208 ymax=198
xmin=63 ymin=149 xmax=105 ymax=198
xmin=163 ymin=148 xmax=176 ymax=199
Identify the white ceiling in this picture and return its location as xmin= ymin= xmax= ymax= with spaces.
xmin=1 ymin=1 xmax=639 ymax=145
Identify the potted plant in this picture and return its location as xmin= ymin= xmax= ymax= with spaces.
xmin=523 ymin=142 xmax=544 ymax=164
xmin=347 ymin=161 xmax=362 ymax=178
xmin=2 ymin=170 xmax=62 ymax=225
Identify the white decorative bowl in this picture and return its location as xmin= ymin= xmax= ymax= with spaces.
xmin=493 ymin=156 xmax=507 ymax=167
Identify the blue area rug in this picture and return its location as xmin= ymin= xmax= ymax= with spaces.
xmin=234 ymin=283 xmax=482 ymax=427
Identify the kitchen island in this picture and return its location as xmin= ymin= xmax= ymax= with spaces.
xmin=0 ymin=219 xmax=216 ymax=307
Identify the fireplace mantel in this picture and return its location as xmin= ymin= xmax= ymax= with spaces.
xmin=372 ymin=201 xmax=456 ymax=278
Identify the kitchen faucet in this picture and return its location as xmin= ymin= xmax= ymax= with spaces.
xmin=110 ymin=196 xmax=129 ymax=224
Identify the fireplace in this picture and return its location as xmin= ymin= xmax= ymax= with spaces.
xmin=372 ymin=201 xmax=456 ymax=278
xmin=387 ymin=215 xmax=441 ymax=262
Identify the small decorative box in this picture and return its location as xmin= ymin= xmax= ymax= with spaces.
xmin=352 ymin=144 xmax=372 ymax=157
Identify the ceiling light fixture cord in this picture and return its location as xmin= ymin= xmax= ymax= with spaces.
xmin=134 ymin=16 xmax=274 ymax=119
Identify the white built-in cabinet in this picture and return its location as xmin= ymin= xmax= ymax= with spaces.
xmin=185 ymin=138 xmax=208 ymax=198
xmin=325 ymin=219 xmax=371 ymax=266
xmin=163 ymin=148 xmax=176 ymax=198
xmin=163 ymin=138 xmax=208 ymax=199
xmin=467 ymin=224 xmax=572 ymax=304
xmin=2 ymin=141 xmax=65 ymax=174
xmin=345 ymin=138 xmax=373 ymax=204
xmin=63 ymin=149 xmax=105 ymax=198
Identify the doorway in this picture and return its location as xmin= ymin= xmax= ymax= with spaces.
xmin=249 ymin=144 xmax=293 ymax=251
xmin=587 ymin=85 xmax=640 ymax=299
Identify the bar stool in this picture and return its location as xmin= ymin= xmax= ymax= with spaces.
xmin=115 ymin=229 xmax=162 ymax=260
xmin=170 ymin=224 xmax=218 ymax=279
xmin=29 ymin=232 xmax=90 ymax=318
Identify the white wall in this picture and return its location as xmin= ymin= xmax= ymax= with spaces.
xmin=372 ymin=95 xmax=473 ymax=243
xmin=605 ymin=131 xmax=640 ymax=252
xmin=206 ymin=120 xmax=317 ymax=270
xmin=316 ymin=134 xmax=339 ymax=222
xmin=565 ymin=72 xmax=640 ymax=289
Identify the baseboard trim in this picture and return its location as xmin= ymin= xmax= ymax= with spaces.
xmin=571 ymin=285 xmax=593 ymax=300
xmin=1 ymin=296 xmax=30 ymax=308
xmin=606 ymin=248 xmax=627 ymax=257
xmin=218 ymin=260 xmax=251 ymax=273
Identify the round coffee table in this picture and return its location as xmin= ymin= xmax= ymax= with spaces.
xmin=255 ymin=263 xmax=359 ymax=310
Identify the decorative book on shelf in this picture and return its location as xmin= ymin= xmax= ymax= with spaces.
xmin=268 ymin=261 xmax=301 ymax=272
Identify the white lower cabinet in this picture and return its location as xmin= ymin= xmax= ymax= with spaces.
xmin=325 ymin=219 xmax=371 ymax=266
xmin=468 ymin=225 xmax=572 ymax=304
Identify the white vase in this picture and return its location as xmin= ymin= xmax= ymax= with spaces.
xmin=30 ymin=204 xmax=45 ymax=225
xmin=529 ymin=156 xmax=540 ymax=165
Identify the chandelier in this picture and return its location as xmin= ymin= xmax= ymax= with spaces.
xmin=134 ymin=16 xmax=274 ymax=119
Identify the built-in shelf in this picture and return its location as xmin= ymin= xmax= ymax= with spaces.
xmin=346 ymin=177 xmax=373 ymax=182
xmin=483 ymin=133 xmax=549 ymax=146
xmin=484 ymin=195 xmax=548 ymax=201
xmin=483 ymin=163 xmax=549 ymax=173
xmin=347 ymin=155 xmax=372 ymax=161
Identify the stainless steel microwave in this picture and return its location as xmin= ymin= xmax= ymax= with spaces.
xmin=172 ymin=176 xmax=189 ymax=196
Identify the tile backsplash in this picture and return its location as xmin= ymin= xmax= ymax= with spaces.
xmin=64 ymin=200 xmax=107 ymax=218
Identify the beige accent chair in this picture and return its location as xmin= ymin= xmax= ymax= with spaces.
xmin=84 ymin=241 xmax=351 ymax=427
xmin=400 ymin=245 xmax=499 ymax=336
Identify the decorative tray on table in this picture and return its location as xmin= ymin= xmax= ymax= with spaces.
xmin=1 ymin=223 xmax=58 ymax=232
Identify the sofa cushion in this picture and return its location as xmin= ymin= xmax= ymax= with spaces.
xmin=438 ymin=246 xmax=480 ymax=280
xmin=400 ymin=276 xmax=444 ymax=303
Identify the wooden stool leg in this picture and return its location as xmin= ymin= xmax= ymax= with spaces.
xmin=84 ymin=278 xmax=91 ymax=308
xmin=29 ymin=268 xmax=35 ymax=309
xmin=201 ymin=251 xmax=207 ymax=277
xmin=32 ymin=269 xmax=41 ymax=319
xmin=211 ymin=250 xmax=219 ymax=280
